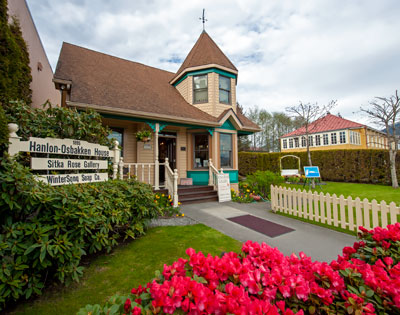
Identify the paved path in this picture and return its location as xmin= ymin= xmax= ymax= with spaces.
xmin=181 ymin=201 xmax=356 ymax=262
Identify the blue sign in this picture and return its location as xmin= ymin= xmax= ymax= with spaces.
xmin=304 ymin=166 xmax=321 ymax=178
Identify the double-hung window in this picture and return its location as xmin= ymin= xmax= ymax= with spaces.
xmin=220 ymin=133 xmax=233 ymax=168
xmin=315 ymin=135 xmax=321 ymax=146
xmin=289 ymin=138 xmax=293 ymax=148
xmin=283 ymin=139 xmax=287 ymax=149
xmin=301 ymin=136 xmax=306 ymax=147
xmin=339 ymin=131 xmax=346 ymax=144
xmin=219 ymin=75 xmax=231 ymax=104
xmin=331 ymin=132 xmax=337 ymax=144
xmin=308 ymin=135 xmax=314 ymax=146
xmin=323 ymin=134 xmax=329 ymax=145
xmin=194 ymin=134 xmax=209 ymax=168
xmin=193 ymin=75 xmax=208 ymax=103
xmin=294 ymin=137 xmax=299 ymax=148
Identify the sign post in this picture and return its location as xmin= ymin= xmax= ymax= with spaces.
xmin=303 ymin=166 xmax=322 ymax=189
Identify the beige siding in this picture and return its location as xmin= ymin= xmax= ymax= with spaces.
xmin=176 ymin=127 xmax=188 ymax=179
xmin=175 ymin=77 xmax=190 ymax=103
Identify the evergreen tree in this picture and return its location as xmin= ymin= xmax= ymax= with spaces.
xmin=0 ymin=0 xmax=32 ymax=106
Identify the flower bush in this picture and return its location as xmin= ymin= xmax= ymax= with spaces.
xmin=79 ymin=223 xmax=400 ymax=315
xmin=154 ymin=193 xmax=182 ymax=217
xmin=231 ymin=182 xmax=263 ymax=203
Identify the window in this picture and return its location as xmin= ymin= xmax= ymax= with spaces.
xmin=108 ymin=127 xmax=124 ymax=157
xmin=350 ymin=131 xmax=360 ymax=145
xmin=283 ymin=139 xmax=287 ymax=149
xmin=323 ymin=134 xmax=329 ymax=145
xmin=219 ymin=75 xmax=231 ymax=104
xmin=331 ymin=132 xmax=337 ymax=144
xmin=294 ymin=137 xmax=299 ymax=148
xmin=308 ymin=135 xmax=314 ymax=146
xmin=339 ymin=131 xmax=346 ymax=144
xmin=194 ymin=134 xmax=209 ymax=168
xmin=193 ymin=75 xmax=208 ymax=103
xmin=220 ymin=133 xmax=233 ymax=168
xmin=289 ymin=138 xmax=293 ymax=148
xmin=315 ymin=135 xmax=321 ymax=146
xmin=301 ymin=136 xmax=306 ymax=147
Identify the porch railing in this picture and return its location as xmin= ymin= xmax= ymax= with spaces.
xmin=208 ymin=158 xmax=223 ymax=191
xmin=118 ymin=158 xmax=155 ymax=185
xmin=164 ymin=158 xmax=178 ymax=207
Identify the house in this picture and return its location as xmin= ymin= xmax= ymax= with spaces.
xmin=7 ymin=0 xmax=59 ymax=107
xmin=53 ymin=31 xmax=261 ymax=196
xmin=280 ymin=114 xmax=388 ymax=152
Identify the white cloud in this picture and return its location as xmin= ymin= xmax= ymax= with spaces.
xmin=26 ymin=0 xmax=400 ymax=123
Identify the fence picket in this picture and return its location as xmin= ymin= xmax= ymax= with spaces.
xmin=302 ymin=189 xmax=308 ymax=218
xmin=292 ymin=188 xmax=298 ymax=216
xmin=339 ymin=195 xmax=346 ymax=229
xmin=347 ymin=196 xmax=355 ymax=231
xmin=325 ymin=193 xmax=332 ymax=225
xmin=371 ymin=200 xmax=379 ymax=228
xmin=308 ymin=190 xmax=313 ymax=220
xmin=389 ymin=202 xmax=398 ymax=225
xmin=288 ymin=188 xmax=293 ymax=215
xmin=355 ymin=197 xmax=362 ymax=230
xmin=332 ymin=194 xmax=339 ymax=227
xmin=313 ymin=192 xmax=320 ymax=222
xmin=380 ymin=201 xmax=388 ymax=228
xmin=320 ymin=192 xmax=326 ymax=224
xmin=363 ymin=199 xmax=371 ymax=230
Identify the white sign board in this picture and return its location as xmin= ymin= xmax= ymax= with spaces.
xmin=217 ymin=173 xmax=231 ymax=202
xmin=10 ymin=137 xmax=111 ymax=157
xmin=31 ymin=158 xmax=108 ymax=170
xmin=37 ymin=173 xmax=108 ymax=186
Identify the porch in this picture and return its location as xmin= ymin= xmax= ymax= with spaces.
xmin=104 ymin=116 xmax=240 ymax=205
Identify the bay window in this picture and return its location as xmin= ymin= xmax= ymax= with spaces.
xmin=194 ymin=134 xmax=209 ymax=168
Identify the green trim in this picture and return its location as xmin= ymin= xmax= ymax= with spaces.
xmin=186 ymin=170 xmax=239 ymax=185
xmin=222 ymin=170 xmax=239 ymax=184
xmin=220 ymin=119 xmax=236 ymax=131
xmin=101 ymin=113 xmax=214 ymax=130
xmin=174 ymin=68 xmax=237 ymax=86
xmin=186 ymin=171 xmax=209 ymax=186
xmin=238 ymin=131 xmax=254 ymax=136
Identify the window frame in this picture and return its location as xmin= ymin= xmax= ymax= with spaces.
xmin=294 ymin=137 xmax=299 ymax=148
xmin=339 ymin=131 xmax=346 ymax=144
xmin=301 ymin=136 xmax=306 ymax=147
xmin=282 ymin=139 xmax=288 ymax=149
xmin=193 ymin=75 xmax=208 ymax=104
xmin=289 ymin=138 xmax=293 ymax=148
xmin=193 ymin=133 xmax=209 ymax=169
xmin=315 ymin=134 xmax=321 ymax=146
xmin=108 ymin=127 xmax=124 ymax=157
xmin=331 ymin=132 xmax=337 ymax=144
xmin=220 ymin=133 xmax=233 ymax=168
xmin=219 ymin=75 xmax=231 ymax=105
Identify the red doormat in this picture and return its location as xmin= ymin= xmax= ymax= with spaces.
xmin=228 ymin=214 xmax=295 ymax=238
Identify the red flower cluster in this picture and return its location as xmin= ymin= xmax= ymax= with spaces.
xmin=119 ymin=223 xmax=400 ymax=314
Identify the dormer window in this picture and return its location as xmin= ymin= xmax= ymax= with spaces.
xmin=193 ymin=75 xmax=208 ymax=103
xmin=219 ymin=75 xmax=231 ymax=104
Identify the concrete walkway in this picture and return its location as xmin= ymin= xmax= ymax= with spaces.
xmin=181 ymin=201 xmax=356 ymax=262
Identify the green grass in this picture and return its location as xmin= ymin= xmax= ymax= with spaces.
xmin=284 ymin=181 xmax=400 ymax=206
xmin=7 ymin=225 xmax=242 ymax=315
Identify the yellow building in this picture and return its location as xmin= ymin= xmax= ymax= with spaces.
xmin=53 ymin=31 xmax=261 ymax=200
xmin=280 ymin=114 xmax=387 ymax=152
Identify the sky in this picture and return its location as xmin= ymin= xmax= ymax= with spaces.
xmin=26 ymin=0 xmax=400 ymax=125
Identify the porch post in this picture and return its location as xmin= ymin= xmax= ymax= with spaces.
xmin=154 ymin=123 xmax=160 ymax=190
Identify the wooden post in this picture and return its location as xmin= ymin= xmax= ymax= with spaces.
xmin=154 ymin=123 xmax=160 ymax=190
xmin=173 ymin=169 xmax=179 ymax=207
xmin=209 ymin=158 xmax=213 ymax=185
xmin=112 ymin=140 xmax=121 ymax=180
xmin=118 ymin=157 xmax=124 ymax=179
xmin=8 ymin=123 xmax=21 ymax=157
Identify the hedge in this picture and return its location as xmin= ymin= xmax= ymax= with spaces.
xmin=238 ymin=150 xmax=400 ymax=185
xmin=0 ymin=157 xmax=162 ymax=310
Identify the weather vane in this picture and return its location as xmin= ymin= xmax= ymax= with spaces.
xmin=199 ymin=8 xmax=207 ymax=31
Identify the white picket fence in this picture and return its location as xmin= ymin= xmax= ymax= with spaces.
xmin=270 ymin=185 xmax=400 ymax=232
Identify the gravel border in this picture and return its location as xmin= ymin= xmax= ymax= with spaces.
xmin=148 ymin=216 xmax=198 ymax=227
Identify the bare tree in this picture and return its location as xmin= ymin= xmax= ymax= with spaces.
xmin=361 ymin=90 xmax=400 ymax=189
xmin=286 ymin=101 xmax=337 ymax=187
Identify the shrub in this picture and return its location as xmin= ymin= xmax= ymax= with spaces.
xmin=245 ymin=170 xmax=284 ymax=199
xmin=239 ymin=151 xmax=400 ymax=185
xmin=0 ymin=104 xmax=8 ymax=154
xmin=79 ymin=224 xmax=400 ymax=315
xmin=0 ymin=157 xmax=162 ymax=309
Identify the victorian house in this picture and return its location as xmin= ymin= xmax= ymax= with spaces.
xmin=53 ymin=31 xmax=260 ymax=201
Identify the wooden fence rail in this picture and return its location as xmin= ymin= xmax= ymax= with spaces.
xmin=270 ymin=185 xmax=400 ymax=232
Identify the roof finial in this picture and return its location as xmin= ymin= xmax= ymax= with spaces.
xmin=199 ymin=8 xmax=207 ymax=31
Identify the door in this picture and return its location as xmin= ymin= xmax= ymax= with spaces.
xmin=159 ymin=132 xmax=176 ymax=184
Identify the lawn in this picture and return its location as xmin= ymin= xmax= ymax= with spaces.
xmin=284 ymin=181 xmax=400 ymax=206
xmin=7 ymin=225 xmax=242 ymax=315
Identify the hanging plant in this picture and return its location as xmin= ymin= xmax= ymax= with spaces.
xmin=136 ymin=129 xmax=152 ymax=142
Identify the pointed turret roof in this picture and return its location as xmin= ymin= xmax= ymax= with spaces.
xmin=171 ymin=31 xmax=237 ymax=83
